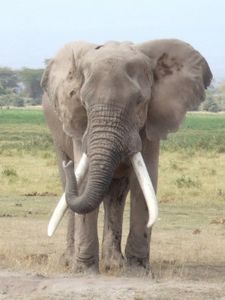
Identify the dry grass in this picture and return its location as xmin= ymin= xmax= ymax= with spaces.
xmin=158 ymin=151 xmax=225 ymax=206
xmin=0 ymin=154 xmax=60 ymax=196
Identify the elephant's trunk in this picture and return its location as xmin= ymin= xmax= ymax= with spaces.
xmin=64 ymin=104 xmax=129 ymax=214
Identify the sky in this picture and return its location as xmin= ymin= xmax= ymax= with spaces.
xmin=1 ymin=0 xmax=225 ymax=82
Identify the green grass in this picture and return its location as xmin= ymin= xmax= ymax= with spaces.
xmin=0 ymin=108 xmax=53 ymax=154
xmin=0 ymin=109 xmax=58 ymax=196
xmin=0 ymin=108 xmax=45 ymax=124
xmin=161 ymin=112 xmax=225 ymax=152
xmin=2 ymin=109 xmax=225 ymax=155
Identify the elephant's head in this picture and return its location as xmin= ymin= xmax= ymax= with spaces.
xmin=42 ymin=39 xmax=212 ymax=232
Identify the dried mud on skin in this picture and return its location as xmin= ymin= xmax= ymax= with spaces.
xmin=0 ymin=269 xmax=225 ymax=300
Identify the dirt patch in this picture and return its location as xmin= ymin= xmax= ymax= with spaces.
xmin=23 ymin=192 xmax=57 ymax=197
xmin=0 ymin=269 xmax=225 ymax=300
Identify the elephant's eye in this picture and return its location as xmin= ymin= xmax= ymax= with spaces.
xmin=136 ymin=98 xmax=141 ymax=105
xmin=136 ymin=95 xmax=143 ymax=105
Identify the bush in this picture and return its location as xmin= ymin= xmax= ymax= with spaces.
xmin=31 ymin=98 xmax=41 ymax=105
xmin=200 ymin=97 xmax=220 ymax=112
xmin=14 ymin=98 xmax=24 ymax=107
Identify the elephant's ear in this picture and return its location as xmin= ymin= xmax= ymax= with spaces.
xmin=136 ymin=39 xmax=212 ymax=140
xmin=41 ymin=42 xmax=96 ymax=136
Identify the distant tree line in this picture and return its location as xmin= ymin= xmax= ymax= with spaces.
xmin=0 ymin=67 xmax=44 ymax=107
xmin=0 ymin=65 xmax=225 ymax=112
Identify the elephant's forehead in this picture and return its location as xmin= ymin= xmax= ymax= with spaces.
xmin=83 ymin=44 xmax=143 ymax=70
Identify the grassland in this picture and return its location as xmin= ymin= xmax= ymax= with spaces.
xmin=0 ymin=108 xmax=225 ymax=282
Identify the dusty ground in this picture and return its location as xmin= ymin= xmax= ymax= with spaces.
xmin=0 ymin=267 xmax=225 ymax=300
xmin=0 ymin=200 xmax=225 ymax=300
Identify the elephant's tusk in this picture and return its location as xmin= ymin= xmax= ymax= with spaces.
xmin=130 ymin=152 xmax=159 ymax=228
xmin=47 ymin=153 xmax=89 ymax=237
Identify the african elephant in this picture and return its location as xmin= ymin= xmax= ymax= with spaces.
xmin=41 ymin=39 xmax=212 ymax=274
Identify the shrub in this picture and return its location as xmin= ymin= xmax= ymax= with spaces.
xmin=2 ymin=167 xmax=18 ymax=177
xmin=201 ymin=97 xmax=220 ymax=112
xmin=14 ymin=98 xmax=24 ymax=107
xmin=175 ymin=175 xmax=201 ymax=188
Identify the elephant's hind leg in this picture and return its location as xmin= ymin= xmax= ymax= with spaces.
xmin=101 ymin=177 xmax=129 ymax=273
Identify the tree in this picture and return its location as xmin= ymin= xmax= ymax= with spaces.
xmin=18 ymin=68 xmax=44 ymax=103
xmin=0 ymin=67 xmax=18 ymax=93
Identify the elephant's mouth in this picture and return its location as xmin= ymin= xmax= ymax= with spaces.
xmin=114 ymin=161 xmax=131 ymax=178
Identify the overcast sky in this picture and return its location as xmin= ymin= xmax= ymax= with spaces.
xmin=1 ymin=0 xmax=224 ymax=81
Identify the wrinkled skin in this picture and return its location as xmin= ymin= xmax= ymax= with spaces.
xmin=42 ymin=39 xmax=212 ymax=274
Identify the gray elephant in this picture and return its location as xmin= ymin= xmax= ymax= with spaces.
xmin=41 ymin=39 xmax=212 ymax=274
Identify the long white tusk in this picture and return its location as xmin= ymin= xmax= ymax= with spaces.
xmin=131 ymin=152 xmax=158 ymax=228
xmin=47 ymin=153 xmax=88 ymax=237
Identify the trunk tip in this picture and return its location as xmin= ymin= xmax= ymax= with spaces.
xmin=63 ymin=160 xmax=74 ymax=169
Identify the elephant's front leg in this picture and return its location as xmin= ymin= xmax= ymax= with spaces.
xmin=54 ymin=145 xmax=76 ymax=268
xmin=74 ymin=209 xmax=99 ymax=273
xmin=102 ymin=177 xmax=129 ymax=273
xmin=71 ymin=140 xmax=100 ymax=273
xmin=125 ymin=139 xmax=159 ymax=275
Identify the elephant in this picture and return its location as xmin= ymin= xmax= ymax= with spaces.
xmin=41 ymin=39 xmax=212 ymax=274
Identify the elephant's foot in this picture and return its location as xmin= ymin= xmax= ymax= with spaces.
xmin=73 ymin=257 xmax=99 ymax=274
xmin=126 ymin=257 xmax=153 ymax=277
xmin=101 ymin=249 xmax=125 ymax=274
